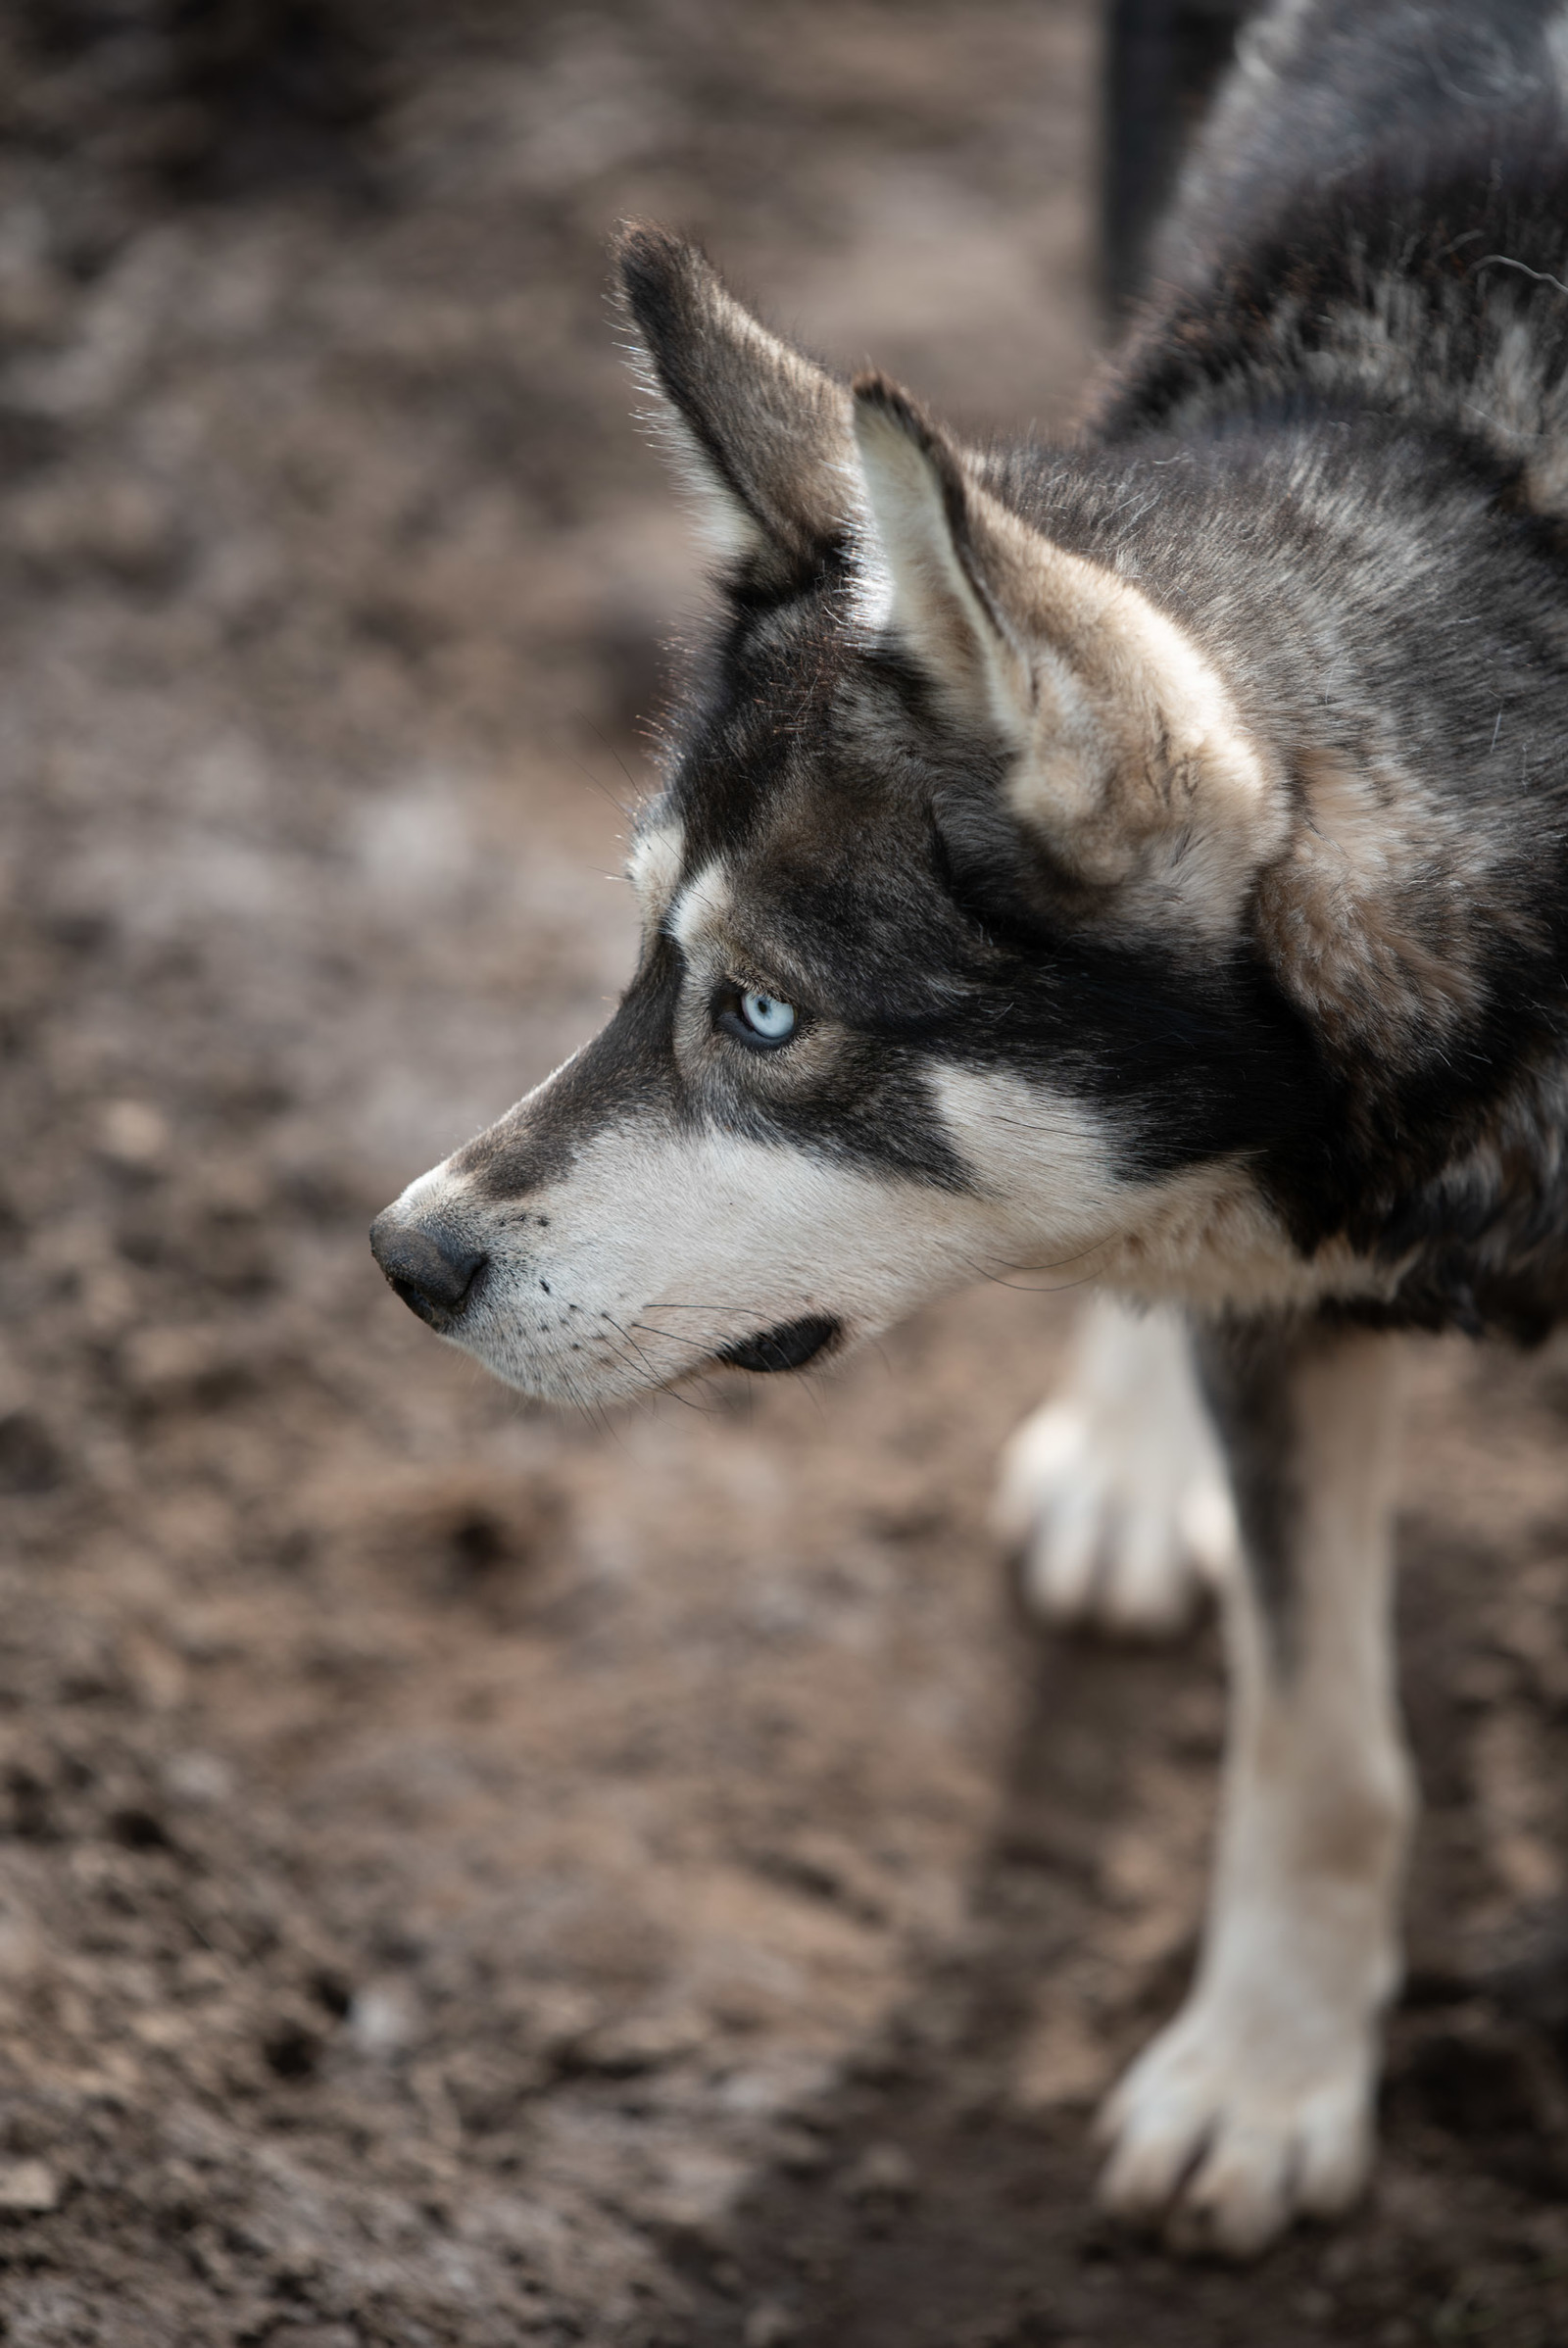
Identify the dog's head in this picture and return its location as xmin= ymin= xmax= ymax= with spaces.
xmin=371 ymin=227 xmax=1323 ymax=1404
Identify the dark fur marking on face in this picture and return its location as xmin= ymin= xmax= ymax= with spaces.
xmin=651 ymin=584 xmax=1340 ymax=1220
xmin=926 ymin=795 xmax=1344 ymax=1207
xmin=453 ymin=940 xmax=683 ymax=1202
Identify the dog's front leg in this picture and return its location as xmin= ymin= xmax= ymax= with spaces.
xmin=1096 ymin=1314 xmax=1415 ymax=2256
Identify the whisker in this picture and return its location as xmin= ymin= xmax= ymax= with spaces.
xmin=628 ymin=1319 xmax=716 ymax=1357
xmin=580 ymin=714 xmax=651 ymax=805
xmin=561 ymin=735 xmax=634 ymax=822
xmin=601 ymin=1314 xmax=719 ymax=1412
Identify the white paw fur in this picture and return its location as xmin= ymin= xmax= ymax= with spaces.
xmin=993 ymin=1296 xmax=1237 ymax=1636
xmin=1095 ymin=1979 xmax=1377 ymax=2258
xmin=1096 ymin=1699 xmax=1410 ymax=2255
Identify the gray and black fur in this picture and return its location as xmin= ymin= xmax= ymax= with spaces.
xmin=610 ymin=5 xmax=1568 ymax=1346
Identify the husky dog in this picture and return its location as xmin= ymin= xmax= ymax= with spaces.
xmin=371 ymin=0 xmax=1568 ymax=2256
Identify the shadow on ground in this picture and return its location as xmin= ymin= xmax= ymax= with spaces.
xmin=683 ymin=1523 xmax=1568 ymax=2348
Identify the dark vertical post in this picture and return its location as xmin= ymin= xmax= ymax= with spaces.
xmin=1101 ymin=0 xmax=1252 ymax=317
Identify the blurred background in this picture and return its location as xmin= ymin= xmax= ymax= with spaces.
xmin=1 ymin=6 xmax=1566 ymax=2343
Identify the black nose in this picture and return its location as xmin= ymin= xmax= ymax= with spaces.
xmin=369 ymin=1210 xmax=488 ymax=1328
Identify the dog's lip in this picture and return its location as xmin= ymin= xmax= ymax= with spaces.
xmin=714 ymin=1314 xmax=842 ymax=1375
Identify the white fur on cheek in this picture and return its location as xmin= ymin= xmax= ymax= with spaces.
xmin=406 ymin=1054 xmax=1380 ymax=1412
xmin=427 ymin=1095 xmax=1123 ymax=1407
xmin=934 ymin=1063 xmax=1392 ymax=1316
xmin=930 ymin=1063 xmax=1132 ymax=1265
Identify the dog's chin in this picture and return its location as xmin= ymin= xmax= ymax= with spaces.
xmin=450 ymin=1310 xmax=848 ymax=1405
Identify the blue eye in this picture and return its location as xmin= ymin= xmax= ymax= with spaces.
xmin=739 ymin=990 xmax=797 ymax=1043
xmin=716 ymin=983 xmax=801 ymax=1050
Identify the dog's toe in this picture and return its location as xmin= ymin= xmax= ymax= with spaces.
xmin=1095 ymin=1999 xmax=1374 ymax=2258
xmin=1165 ymin=2106 xmax=1315 ymax=2259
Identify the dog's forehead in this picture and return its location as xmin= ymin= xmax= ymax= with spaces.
xmin=622 ymin=587 xmax=996 ymax=1005
xmin=666 ymin=598 xmax=934 ymax=877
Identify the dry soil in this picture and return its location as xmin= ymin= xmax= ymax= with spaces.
xmin=2 ymin=6 xmax=1568 ymax=2344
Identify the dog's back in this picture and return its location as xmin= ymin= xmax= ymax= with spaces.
xmin=1086 ymin=0 xmax=1568 ymax=1338
xmin=1115 ymin=3 xmax=1568 ymax=493
xmin=1153 ymin=1 xmax=1568 ymax=298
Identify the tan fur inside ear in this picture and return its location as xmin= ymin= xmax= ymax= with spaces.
xmin=998 ymin=530 xmax=1289 ymax=940
xmin=852 ymin=382 xmax=1030 ymax=736
xmin=851 ymin=377 xmax=1286 ymax=943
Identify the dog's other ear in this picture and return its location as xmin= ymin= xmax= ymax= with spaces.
xmin=852 ymin=373 xmax=1033 ymax=738
xmin=615 ymin=222 xmax=854 ymax=580
xmin=852 ymin=377 xmax=1287 ymax=942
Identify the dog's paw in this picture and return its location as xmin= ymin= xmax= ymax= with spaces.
xmin=1094 ymin=1995 xmax=1375 ymax=2258
xmin=994 ymin=1398 xmax=1234 ymax=1635
xmin=993 ymin=1301 xmax=1235 ymax=1638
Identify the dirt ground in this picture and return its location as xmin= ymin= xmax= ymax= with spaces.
xmin=3 ymin=5 xmax=1568 ymax=2343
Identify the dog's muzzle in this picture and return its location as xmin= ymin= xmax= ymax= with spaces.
xmin=369 ymin=1207 xmax=488 ymax=1330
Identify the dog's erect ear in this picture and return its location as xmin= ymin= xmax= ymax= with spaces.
xmin=852 ymin=379 xmax=1287 ymax=941
xmin=615 ymin=222 xmax=854 ymax=577
xmin=852 ymin=374 xmax=1033 ymax=738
